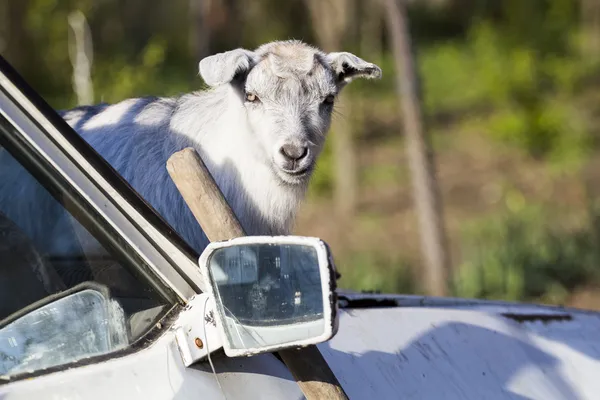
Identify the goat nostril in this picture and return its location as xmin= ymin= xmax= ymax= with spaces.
xmin=280 ymin=144 xmax=308 ymax=161
xmin=297 ymin=146 xmax=308 ymax=160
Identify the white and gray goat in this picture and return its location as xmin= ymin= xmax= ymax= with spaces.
xmin=0 ymin=40 xmax=381 ymax=259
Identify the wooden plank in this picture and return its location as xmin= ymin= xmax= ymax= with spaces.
xmin=166 ymin=147 xmax=349 ymax=400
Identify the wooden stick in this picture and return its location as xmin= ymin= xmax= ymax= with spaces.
xmin=278 ymin=345 xmax=348 ymax=399
xmin=166 ymin=147 xmax=348 ymax=400
xmin=166 ymin=148 xmax=244 ymax=242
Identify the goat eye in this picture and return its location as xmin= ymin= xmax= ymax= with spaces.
xmin=246 ymin=93 xmax=258 ymax=103
xmin=324 ymin=95 xmax=335 ymax=105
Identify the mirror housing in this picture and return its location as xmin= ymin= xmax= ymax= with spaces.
xmin=197 ymin=236 xmax=339 ymax=358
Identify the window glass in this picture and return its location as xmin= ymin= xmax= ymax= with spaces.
xmin=0 ymin=141 xmax=170 ymax=377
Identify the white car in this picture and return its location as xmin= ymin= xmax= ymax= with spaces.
xmin=0 ymin=56 xmax=599 ymax=400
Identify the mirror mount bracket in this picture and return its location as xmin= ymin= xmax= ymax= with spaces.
xmin=172 ymin=293 xmax=222 ymax=367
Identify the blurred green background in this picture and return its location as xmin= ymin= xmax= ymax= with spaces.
xmin=4 ymin=0 xmax=600 ymax=309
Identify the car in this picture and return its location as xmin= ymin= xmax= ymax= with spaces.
xmin=1 ymin=55 xmax=599 ymax=400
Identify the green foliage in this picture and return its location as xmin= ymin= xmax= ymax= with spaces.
xmin=307 ymin=133 xmax=335 ymax=198
xmin=419 ymin=17 xmax=594 ymax=167
xmin=93 ymin=36 xmax=192 ymax=104
xmin=361 ymin=163 xmax=404 ymax=187
xmin=336 ymin=251 xmax=417 ymax=295
xmin=454 ymin=199 xmax=600 ymax=304
xmin=484 ymin=99 xmax=591 ymax=169
xmin=419 ymin=40 xmax=487 ymax=114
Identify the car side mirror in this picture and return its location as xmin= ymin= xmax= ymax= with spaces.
xmin=197 ymin=236 xmax=338 ymax=358
xmin=0 ymin=283 xmax=129 ymax=376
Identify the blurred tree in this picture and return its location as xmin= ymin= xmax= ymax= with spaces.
xmin=383 ymin=0 xmax=451 ymax=296
xmin=0 ymin=2 xmax=8 ymax=55
xmin=304 ymin=0 xmax=358 ymax=218
xmin=68 ymin=10 xmax=94 ymax=105
xmin=201 ymin=0 xmax=244 ymax=52
xmin=189 ymin=0 xmax=212 ymax=61
xmin=2 ymin=1 xmax=31 ymax=72
xmin=359 ymin=1 xmax=383 ymax=63
xmin=582 ymin=0 xmax=600 ymax=61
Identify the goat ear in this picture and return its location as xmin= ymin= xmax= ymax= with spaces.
xmin=199 ymin=49 xmax=259 ymax=87
xmin=326 ymin=52 xmax=382 ymax=85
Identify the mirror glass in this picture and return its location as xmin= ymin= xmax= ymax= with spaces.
xmin=0 ymin=287 xmax=128 ymax=376
xmin=208 ymin=243 xmax=325 ymax=352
